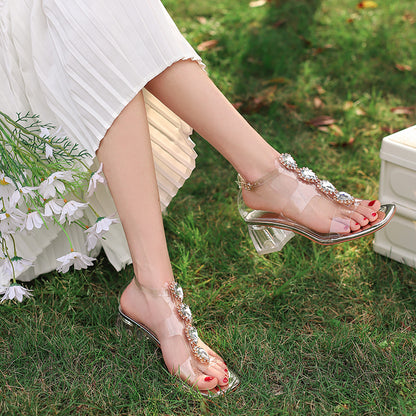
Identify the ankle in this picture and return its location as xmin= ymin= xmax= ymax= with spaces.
xmin=132 ymin=263 xmax=174 ymax=290
xmin=237 ymin=149 xmax=280 ymax=184
xmin=133 ymin=275 xmax=173 ymax=292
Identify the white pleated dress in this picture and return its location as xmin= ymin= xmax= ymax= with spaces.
xmin=0 ymin=0 xmax=203 ymax=281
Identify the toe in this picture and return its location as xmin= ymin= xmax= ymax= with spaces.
xmin=349 ymin=211 xmax=370 ymax=227
xmin=355 ymin=202 xmax=380 ymax=222
xmin=199 ymin=340 xmax=228 ymax=371
xmin=350 ymin=220 xmax=361 ymax=232
xmin=366 ymin=199 xmax=381 ymax=211
xmin=196 ymin=375 xmax=218 ymax=391
xmin=203 ymin=362 xmax=228 ymax=386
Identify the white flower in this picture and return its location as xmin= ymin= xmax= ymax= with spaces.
xmin=0 ymin=207 xmax=26 ymax=234
xmin=25 ymin=211 xmax=44 ymax=231
xmin=9 ymin=186 xmax=38 ymax=207
xmin=87 ymin=163 xmax=106 ymax=197
xmin=94 ymin=216 xmax=119 ymax=234
xmin=0 ymin=172 xmax=13 ymax=187
xmin=0 ymin=263 xmax=11 ymax=294
xmin=59 ymin=200 xmax=88 ymax=224
xmin=44 ymin=199 xmax=65 ymax=217
xmin=85 ymin=232 xmax=100 ymax=252
xmin=38 ymin=171 xmax=73 ymax=199
xmin=3 ymin=256 xmax=34 ymax=277
xmin=1 ymin=283 xmax=33 ymax=302
xmin=84 ymin=216 xmax=119 ymax=251
xmin=0 ymin=173 xmax=16 ymax=199
xmin=56 ymin=251 xmax=96 ymax=273
xmin=39 ymin=127 xmax=50 ymax=137
xmin=50 ymin=171 xmax=74 ymax=182
xmin=45 ymin=143 xmax=54 ymax=159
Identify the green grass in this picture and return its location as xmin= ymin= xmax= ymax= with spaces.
xmin=1 ymin=0 xmax=416 ymax=415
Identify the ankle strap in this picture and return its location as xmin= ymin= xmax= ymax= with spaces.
xmin=237 ymin=168 xmax=279 ymax=191
xmin=133 ymin=277 xmax=173 ymax=296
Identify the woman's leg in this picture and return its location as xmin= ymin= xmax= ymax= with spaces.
xmin=146 ymin=60 xmax=381 ymax=234
xmin=96 ymin=92 xmax=228 ymax=392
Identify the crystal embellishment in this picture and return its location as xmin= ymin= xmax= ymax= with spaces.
xmin=320 ymin=180 xmax=337 ymax=194
xmin=299 ymin=167 xmax=318 ymax=183
xmin=171 ymin=282 xmax=184 ymax=302
xmin=179 ymin=304 xmax=192 ymax=322
xmin=280 ymin=153 xmax=297 ymax=170
xmin=168 ymin=282 xmax=209 ymax=363
xmin=277 ymin=153 xmax=356 ymax=206
xmin=337 ymin=191 xmax=354 ymax=204
xmin=186 ymin=326 xmax=199 ymax=344
xmin=196 ymin=347 xmax=210 ymax=363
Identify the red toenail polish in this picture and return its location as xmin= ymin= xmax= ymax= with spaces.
xmin=204 ymin=376 xmax=214 ymax=382
xmin=372 ymin=212 xmax=377 ymax=217
xmin=355 ymin=222 xmax=360 ymax=226
xmin=369 ymin=200 xmax=376 ymax=206
xmin=223 ymin=377 xmax=228 ymax=383
xmin=225 ymin=368 xmax=228 ymax=373
xmin=363 ymin=217 xmax=368 ymax=221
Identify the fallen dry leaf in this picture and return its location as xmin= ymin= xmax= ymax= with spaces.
xmin=307 ymin=115 xmax=336 ymax=126
xmin=263 ymin=77 xmax=288 ymax=85
xmin=311 ymin=45 xmax=334 ymax=56
xmin=312 ymin=47 xmax=324 ymax=56
xmin=357 ymin=1 xmax=378 ymax=9
xmin=197 ymin=39 xmax=219 ymax=51
xmin=330 ymin=137 xmax=355 ymax=147
xmin=233 ymin=101 xmax=244 ymax=110
xmin=381 ymin=126 xmax=401 ymax=134
xmin=330 ymin=124 xmax=344 ymax=136
xmin=313 ymin=97 xmax=324 ymax=109
xmin=196 ymin=16 xmax=207 ymax=24
xmin=272 ymin=19 xmax=287 ymax=28
xmin=343 ymin=101 xmax=354 ymax=111
xmin=402 ymin=12 xmax=415 ymax=24
xmin=318 ymin=126 xmax=330 ymax=133
xmin=249 ymin=0 xmax=269 ymax=7
xmin=355 ymin=108 xmax=367 ymax=116
xmin=390 ymin=106 xmax=415 ymax=115
xmin=283 ymin=103 xmax=302 ymax=120
xmin=395 ymin=63 xmax=412 ymax=72
xmin=298 ymin=35 xmax=312 ymax=47
xmin=283 ymin=102 xmax=298 ymax=111
xmin=316 ymin=85 xmax=326 ymax=95
xmin=381 ymin=124 xmax=413 ymax=134
xmin=237 ymin=85 xmax=278 ymax=114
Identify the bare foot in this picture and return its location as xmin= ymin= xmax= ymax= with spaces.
xmin=241 ymin=153 xmax=381 ymax=234
xmin=119 ymin=279 xmax=229 ymax=393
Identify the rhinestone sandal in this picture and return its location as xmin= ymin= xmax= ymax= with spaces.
xmin=238 ymin=153 xmax=396 ymax=254
xmin=118 ymin=281 xmax=240 ymax=396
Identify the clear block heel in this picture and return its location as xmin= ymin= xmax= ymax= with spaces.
xmin=247 ymin=224 xmax=294 ymax=255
